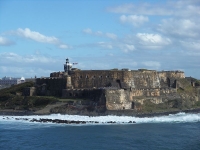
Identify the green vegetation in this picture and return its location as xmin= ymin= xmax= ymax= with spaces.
xmin=0 ymin=82 xmax=58 ymax=110
xmin=142 ymin=100 xmax=169 ymax=113
xmin=177 ymin=78 xmax=196 ymax=94
xmin=141 ymin=98 xmax=196 ymax=113
xmin=193 ymin=101 xmax=200 ymax=108
xmin=0 ymin=96 xmax=58 ymax=110
xmin=194 ymin=79 xmax=200 ymax=86
xmin=0 ymin=82 xmax=34 ymax=95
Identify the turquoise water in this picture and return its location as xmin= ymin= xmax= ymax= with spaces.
xmin=0 ymin=114 xmax=200 ymax=150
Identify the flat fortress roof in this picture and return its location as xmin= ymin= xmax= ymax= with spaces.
xmin=70 ymin=69 xmax=156 ymax=72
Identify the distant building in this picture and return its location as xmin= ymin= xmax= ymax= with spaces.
xmin=0 ymin=76 xmax=25 ymax=85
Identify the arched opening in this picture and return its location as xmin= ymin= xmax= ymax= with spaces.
xmin=131 ymin=102 xmax=135 ymax=109
xmin=116 ymin=79 xmax=122 ymax=88
xmin=172 ymin=80 xmax=177 ymax=88
xmin=167 ymin=78 xmax=170 ymax=87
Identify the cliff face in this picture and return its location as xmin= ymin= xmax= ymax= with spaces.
xmin=102 ymin=87 xmax=199 ymax=112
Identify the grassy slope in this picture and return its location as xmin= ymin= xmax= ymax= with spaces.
xmin=0 ymin=82 xmax=58 ymax=110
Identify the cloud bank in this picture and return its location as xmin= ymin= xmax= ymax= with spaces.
xmin=0 ymin=36 xmax=15 ymax=46
xmin=13 ymin=28 xmax=69 ymax=49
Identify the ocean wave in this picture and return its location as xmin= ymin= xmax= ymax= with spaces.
xmin=0 ymin=112 xmax=200 ymax=126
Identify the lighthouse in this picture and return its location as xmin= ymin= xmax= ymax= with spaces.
xmin=64 ymin=58 xmax=72 ymax=74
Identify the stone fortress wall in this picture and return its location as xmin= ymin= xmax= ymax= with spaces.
xmin=70 ymin=69 xmax=162 ymax=89
xmin=36 ymin=77 xmax=66 ymax=96
xmin=35 ymin=59 xmax=186 ymax=111
xmin=50 ymin=69 xmax=184 ymax=89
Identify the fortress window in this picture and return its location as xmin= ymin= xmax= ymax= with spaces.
xmin=99 ymin=75 xmax=102 ymax=78
xmin=80 ymin=75 xmax=82 ymax=78
xmin=86 ymin=75 xmax=89 ymax=79
xmin=106 ymin=75 xmax=110 ymax=78
xmin=93 ymin=76 xmax=96 ymax=78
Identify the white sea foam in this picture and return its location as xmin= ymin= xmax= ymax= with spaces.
xmin=0 ymin=112 xmax=200 ymax=126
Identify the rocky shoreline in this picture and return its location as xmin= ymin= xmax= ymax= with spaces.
xmin=12 ymin=118 xmax=136 ymax=124
xmin=1 ymin=107 xmax=200 ymax=117
xmin=1 ymin=108 xmax=200 ymax=125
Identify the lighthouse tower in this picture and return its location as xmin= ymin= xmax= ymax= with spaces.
xmin=64 ymin=58 xmax=72 ymax=89
xmin=64 ymin=58 xmax=72 ymax=74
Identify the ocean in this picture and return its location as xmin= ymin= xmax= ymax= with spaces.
xmin=0 ymin=113 xmax=200 ymax=150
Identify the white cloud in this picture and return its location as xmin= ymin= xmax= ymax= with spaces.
xmin=0 ymin=66 xmax=54 ymax=78
xmin=98 ymin=42 xmax=113 ymax=49
xmin=13 ymin=28 xmax=69 ymax=49
xmin=169 ymin=0 xmax=200 ymax=17
xmin=107 ymin=3 xmax=172 ymax=15
xmin=83 ymin=28 xmax=93 ymax=34
xmin=105 ymin=33 xmax=117 ymax=39
xmin=180 ymin=40 xmax=200 ymax=52
xmin=107 ymin=4 xmax=135 ymax=14
xmin=120 ymin=15 xmax=149 ymax=26
xmin=16 ymin=28 xmax=59 ymax=44
xmin=120 ymin=44 xmax=135 ymax=53
xmin=1 ymin=66 xmax=26 ymax=74
xmin=108 ymin=1 xmax=200 ymax=16
xmin=0 ymin=52 xmax=63 ymax=77
xmin=0 ymin=52 xmax=57 ymax=64
xmin=125 ymin=44 xmax=135 ymax=51
xmin=158 ymin=18 xmax=200 ymax=38
xmin=136 ymin=33 xmax=171 ymax=47
xmin=59 ymin=44 xmax=68 ymax=49
xmin=0 ymin=36 xmax=15 ymax=46
xmin=95 ymin=31 xmax=103 ymax=36
xmin=83 ymin=28 xmax=117 ymax=39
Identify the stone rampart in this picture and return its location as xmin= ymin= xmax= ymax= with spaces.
xmin=125 ymin=70 xmax=161 ymax=89
xmin=158 ymin=71 xmax=185 ymax=80
xmin=36 ymin=78 xmax=66 ymax=96
xmin=50 ymin=72 xmax=64 ymax=78
xmin=129 ymin=88 xmax=176 ymax=98
xmin=105 ymin=89 xmax=132 ymax=110
xmin=70 ymin=70 xmax=125 ymax=89
xmin=69 ymin=70 xmax=173 ymax=89
xmin=35 ymin=67 xmax=186 ymax=111
xmin=158 ymin=71 xmax=185 ymax=88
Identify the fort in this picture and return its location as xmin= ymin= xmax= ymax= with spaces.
xmin=28 ymin=58 xmax=200 ymax=113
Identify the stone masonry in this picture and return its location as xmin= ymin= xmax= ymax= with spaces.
xmin=36 ymin=59 xmax=186 ymax=110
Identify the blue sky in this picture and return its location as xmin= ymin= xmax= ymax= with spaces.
xmin=0 ymin=0 xmax=200 ymax=78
